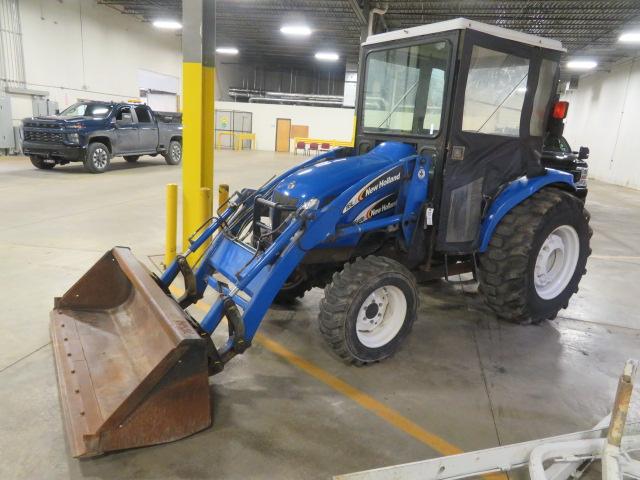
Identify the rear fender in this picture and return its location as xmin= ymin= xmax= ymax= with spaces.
xmin=477 ymin=169 xmax=575 ymax=252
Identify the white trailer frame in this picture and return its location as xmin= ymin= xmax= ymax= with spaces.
xmin=336 ymin=361 xmax=639 ymax=480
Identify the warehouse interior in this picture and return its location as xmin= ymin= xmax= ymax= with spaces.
xmin=1 ymin=1 xmax=640 ymax=479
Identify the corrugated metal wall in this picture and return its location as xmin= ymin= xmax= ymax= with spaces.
xmin=0 ymin=0 xmax=26 ymax=89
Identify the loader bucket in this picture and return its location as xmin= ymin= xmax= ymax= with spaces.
xmin=50 ymin=247 xmax=211 ymax=458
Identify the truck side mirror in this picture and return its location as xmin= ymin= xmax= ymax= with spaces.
xmin=578 ymin=146 xmax=589 ymax=160
xmin=55 ymin=109 xmax=60 ymax=115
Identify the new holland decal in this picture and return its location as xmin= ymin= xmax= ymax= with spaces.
xmin=342 ymin=165 xmax=403 ymax=214
xmin=354 ymin=193 xmax=398 ymax=224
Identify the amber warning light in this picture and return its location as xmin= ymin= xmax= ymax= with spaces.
xmin=552 ymin=101 xmax=569 ymax=119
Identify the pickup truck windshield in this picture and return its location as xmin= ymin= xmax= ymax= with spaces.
xmin=60 ymin=103 xmax=112 ymax=119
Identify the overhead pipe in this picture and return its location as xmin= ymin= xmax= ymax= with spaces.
xmin=368 ymin=4 xmax=388 ymax=37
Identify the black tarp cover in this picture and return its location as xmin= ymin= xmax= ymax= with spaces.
xmin=437 ymin=30 xmax=561 ymax=253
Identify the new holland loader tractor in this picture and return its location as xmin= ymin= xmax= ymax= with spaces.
xmin=50 ymin=18 xmax=591 ymax=457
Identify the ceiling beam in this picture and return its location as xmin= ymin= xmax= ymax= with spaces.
xmin=345 ymin=0 xmax=367 ymax=26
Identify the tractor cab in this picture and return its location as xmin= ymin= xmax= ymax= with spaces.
xmin=355 ymin=18 xmax=564 ymax=253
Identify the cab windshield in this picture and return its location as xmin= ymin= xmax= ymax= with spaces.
xmin=59 ymin=103 xmax=112 ymax=119
xmin=362 ymin=41 xmax=450 ymax=137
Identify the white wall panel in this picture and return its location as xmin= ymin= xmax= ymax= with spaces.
xmin=16 ymin=0 xmax=181 ymax=112
xmin=562 ymin=58 xmax=640 ymax=189
xmin=216 ymin=101 xmax=354 ymax=151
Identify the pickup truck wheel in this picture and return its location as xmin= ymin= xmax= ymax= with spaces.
xmin=84 ymin=143 xmax=111 ymax=173
xmin=124 ymin=155 xmax=139 ymax=163
xmin=164 ymin=140 xmax=182 ymax=165
xmin=30 ymin=156 xmax=55 ymax=170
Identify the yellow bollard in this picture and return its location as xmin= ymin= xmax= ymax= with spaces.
xmin=218 ymin=184 xmax=229 ymax=215
xmin=164 ymin=183 xmax=178 ymax=268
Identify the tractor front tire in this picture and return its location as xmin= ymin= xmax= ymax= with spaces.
xmin=478 ymin=188 xmax=591 ymax=324
xmin=319 ymin=256 xmax=418 ymax=365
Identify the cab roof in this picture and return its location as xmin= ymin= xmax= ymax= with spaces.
xmin=362 ymin=17 xmax=565 ymax=52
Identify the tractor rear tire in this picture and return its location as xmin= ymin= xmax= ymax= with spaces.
xmin=319 ymin=256 xmax=418 ymax=365
xmin=478 ymin=188 xmax=591 ymax=324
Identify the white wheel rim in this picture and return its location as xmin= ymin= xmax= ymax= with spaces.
xmin=534 ymin=225 xmax=579 ymax=300
xmin=172 ymin=143 xmax=181 ymax=161
xmin=356 ymin=285 xmax=407 ymax=348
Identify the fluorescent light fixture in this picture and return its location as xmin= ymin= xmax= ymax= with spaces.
xmin=152 ymin=19 xmax=182 ymax=30
xmin=216 ymin=47 xmax=239 ymax=55
xmin=280 ymin=25 xmax=312 ymax=36
xmin=566 ymin=60 xmax=597 ymax=70
xmin=315 ymin=51 xmax=339 ymax=61
xmin=619 ymin=31 xmax=640 ymax=43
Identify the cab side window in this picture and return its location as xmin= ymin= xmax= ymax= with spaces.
xmin=135 ymin=106 xmax=152 ymax=124
xmin=116 ymin=106 xmax=133 ymax=123
xmin=462 ymin=46 xmax=529 ymax=137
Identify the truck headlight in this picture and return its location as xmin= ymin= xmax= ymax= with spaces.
xmin=67 ymin=133 xmax=80 ymax=144
xmin=576 ymin=167 xmax=588 ymax=187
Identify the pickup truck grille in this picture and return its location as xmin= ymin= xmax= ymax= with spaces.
xmin=24 ymin=130 xmax=64 ymax=143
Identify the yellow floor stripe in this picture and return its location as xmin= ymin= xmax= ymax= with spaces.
xmin=254 ymin=331 xmax=463 ymax=456
xmin=173 ymin=287 xmax=505 ymax=479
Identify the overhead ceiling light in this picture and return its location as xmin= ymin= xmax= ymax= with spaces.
xmin=315 ymin=51 xmax=339 ymax=61
xmin=216 ymin=47 xmax=239 ymax=55
xmin=152 ymin=20 xmax=182 ymax=30
xmin=619 ymin=31 xmax=640 ymax=43
xmin=280 ymin=25 xmax=312 ymax=36
xmin=566 ymin=60 xmax=597 ymax=70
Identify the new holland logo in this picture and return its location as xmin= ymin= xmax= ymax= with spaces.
xmin=342 ymin=166 xmax=403 ymax=214
xmin=354 ymin=194 xmax=398 ymax=224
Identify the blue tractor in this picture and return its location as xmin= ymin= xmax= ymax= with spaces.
xmin=50 ymin=18 xmax=591 ymax=457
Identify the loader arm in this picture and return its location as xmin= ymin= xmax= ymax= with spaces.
xmin=159 ymin=152 xmax=431 ymax=372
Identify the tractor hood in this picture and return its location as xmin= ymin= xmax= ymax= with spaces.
xmin=274 ymin=142 xmax=416 ymax=205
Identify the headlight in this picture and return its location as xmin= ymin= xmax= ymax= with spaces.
xmin=576 ymin=167 xmax=588 ymax=187
xmin=67 ymin=132 xmax=80 ymax=143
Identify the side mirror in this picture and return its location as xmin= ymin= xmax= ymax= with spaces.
xmin=578 ymin=146 xmax=590 ymax=160
xmin=55 ymin=109 xmax=60 ymax=115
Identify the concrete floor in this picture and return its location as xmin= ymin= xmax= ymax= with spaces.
xmin=0 ymin=151 xmax=639 ymax=479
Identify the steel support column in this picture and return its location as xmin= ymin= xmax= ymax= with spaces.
xmin=181 ymin=0 xmax=215 ymax=251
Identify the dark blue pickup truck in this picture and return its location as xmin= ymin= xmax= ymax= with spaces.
xmin=22 ymin=102 xmax=182 ymax=173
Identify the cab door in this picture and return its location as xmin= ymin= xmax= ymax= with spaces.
xmin=114 ymin=106 xmax=139 ymax=153
xmin=135 ymin=105 xmax=159 ymax=152
xmin=437 ymin=30 xmax=559 ymax=253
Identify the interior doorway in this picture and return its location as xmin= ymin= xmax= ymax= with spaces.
xmin=275 ymin=118 xmax=291 ymax=152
